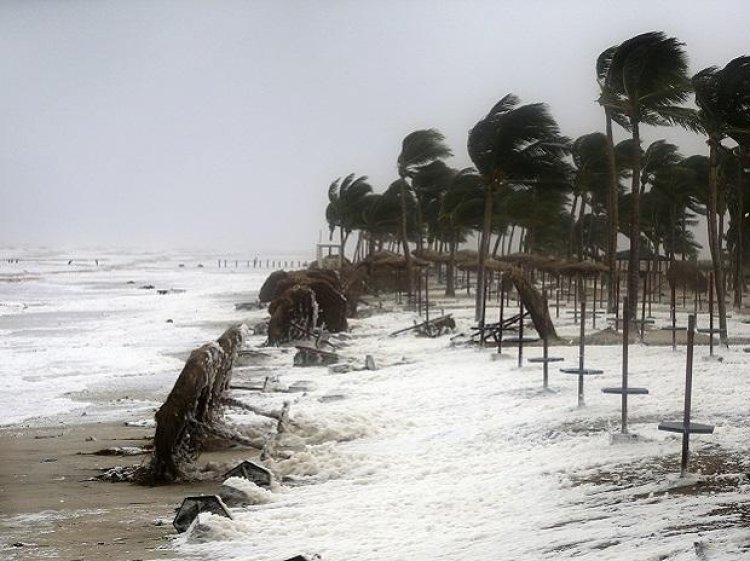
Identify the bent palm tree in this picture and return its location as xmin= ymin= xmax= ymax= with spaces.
xmin=599 ymin=31 xmax=696 ymax=324
xmin=467 ymin=94 xmax=571 ymax=322
xmin=326 ymin=174 xmax=374 ymax=263
xmin=396 ymin=130 xmax=453 ymax=300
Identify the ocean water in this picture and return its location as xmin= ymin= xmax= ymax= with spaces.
xmin=0 ymin=248 xmax=300 ymax=426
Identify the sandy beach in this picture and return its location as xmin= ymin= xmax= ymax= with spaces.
xmin=0 ymin=420 xmax=258 ymax=561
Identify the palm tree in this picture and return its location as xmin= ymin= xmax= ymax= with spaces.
xmin=598 ymin=31 xmax=696 ymax=324
xmin=570 ymin=132 xmax=611 ymax=260
xmin=467 ymin=94 xmax=571 ymax=322
xmin=396 ymin=129 xmax=453 ymax=300
xmin=326 ymin=174 xmax=374 ymax=263
xmin=694 ymin=65 xmax=739 ymax=342
xmin=716 ymin=57 xmax=750 ymax=309
xmin=439 ymin=168 xmax=484 ymax=296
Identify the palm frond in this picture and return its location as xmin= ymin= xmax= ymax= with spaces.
xmin=397 ymin=129 xmax=453 ymax=177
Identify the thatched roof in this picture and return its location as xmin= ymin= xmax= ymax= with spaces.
xmin=555 ymin=261 xmax=609 ymax=277
xmin=412 ymin=248 xmax=451 ymax=263
xmin=497 ymin=253 xmax=560 ymax=270
xmin=666 ymin=261 xmax=708 ymax=292
xmin=373 ymin=256 xmax=431 ymax=269
xmin=456 ymin=258 xmax=512 ymax=273
xmin=455 ymin=249 xmax=479 ymax=264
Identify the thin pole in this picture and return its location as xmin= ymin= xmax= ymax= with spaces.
xmin=615 ymin=273 xmax=621 ymax=332
xmin=709 ymin=273 xmax=714 ymax=357
xmin=518 ymin=300 xmax=525 ymax=369
xmin=681 ymin=314 xmax=696 ymax=477
xmin=425 ymin=268 xmax=430 ymax=324
xmin=671 ymin=285 xmax=677 ymax=351
xmin=497 ymin=274 xmax=505 ymax=355
xmin=591 ymin=277 xmax=598 ymax=329
xmin=578 ymin=298 xmax=586 ymax=407
xmin=543 ymin=334 xmax=549 ymax=389
xmin=621 ymin=295 xmax=630 ymax=433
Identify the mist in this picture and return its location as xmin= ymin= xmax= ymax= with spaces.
xmin=0 ymin=0 xmax=746 ymax=253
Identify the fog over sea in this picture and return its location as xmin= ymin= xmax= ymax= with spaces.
xmin=0 ymin=247 xmax=308 ymax=426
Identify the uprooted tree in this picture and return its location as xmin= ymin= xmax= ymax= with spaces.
xmin=263 ymin=270 xmax=349 ymax=345
xmin=505 ymin=267 xmax=558 ymax=341
xmin=139 ymin=324 xmax=292 ymax=484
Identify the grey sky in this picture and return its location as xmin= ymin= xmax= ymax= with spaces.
xmin=1 ymin=0 xmax=747 ymax=253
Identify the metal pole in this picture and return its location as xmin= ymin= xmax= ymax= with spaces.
xmin=543 ymin=333 xmax=549 ymax=389
xmin=621 ymin=296 xmax=630 ymax=433
xmin=497 ymin=275 xmax=505 ymax=355
xmin=709 ymin=273 xmax=715 ymax=357
xmin=578 ymin=298 xmax=586 ymax=407
xmin=671 ymin=285 xmax=677 ymax=351
xmin=425 ymin=268 xmax=430 ymax=324
xmin=591 ymin=277 xmax=599 ymax=329
xmin=518 ymin=300 xmax=524 ymax=369
xmin=681 ymin=314 xmax=696 ymax=477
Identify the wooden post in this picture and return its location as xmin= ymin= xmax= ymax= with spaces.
xmin=709 ymin=273 xmax=714 ymax=357
xmin=671 ymin=285 xmax=677 ymax=351
xmin=578 ymin=298 xmax=586 ymax=407
xmin=681 ymin=314 xmax=696 ymax=477
xmin=621 ymin=296 xmax=630 ymax=433
xmin=517 ymin=300 xmax=525 ymax=369
xmin=425 ymin=268 xmax=430 ymax=324
xmin=497 ymin=275 xmax=505 ymax=355
xmin=591 ymin=277 xmax=598 ymax=329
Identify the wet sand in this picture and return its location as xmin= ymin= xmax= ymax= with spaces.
xmin=0 ymin=422 xmax=250 ymax=561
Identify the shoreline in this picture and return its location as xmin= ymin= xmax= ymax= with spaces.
xmin=0 ymin=420 xmax=257 ymax=561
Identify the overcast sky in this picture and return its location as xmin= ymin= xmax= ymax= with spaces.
xmin=1 ymin=1 xmax=747 ymax=254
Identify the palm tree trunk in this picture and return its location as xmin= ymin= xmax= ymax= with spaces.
xmin=605 ymin=109 xmax=619 ymax=313
xmin=492 ymin=232 xmax=502 ymax=256
xmin=669 ymin=206 xmax=677 ymax=262
xmin=735 ymin=146 xmax=746 ymax=310
xmin=339 ymin=228 xmax=348 ymax=266
xmin=446 ymin=236 xmax=457 ymax=297
xmin=568 ymin=192 xmax=579 ymax=258
xmin=414 ymin=193 xmax=425 ymax=253
xmin=475 ymin=184 xmax=494 ymax=321
xmin=398 ymin=179 xmax=413 ymax=300
xmin=707 ymin=136 xmax=729 ymax=345
xmin=577 ymin=194 xmax=586 ymax=261
xmin=626 ymin=121 xmax=642 ymax=324
xmin=508 ymin=225 xmax=516 ymax=255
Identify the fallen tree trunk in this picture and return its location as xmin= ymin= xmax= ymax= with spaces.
xmin=506 ymin=267 xmax=558 ymax=341
xmin=147 ymin=324 xmax=246 ymax=483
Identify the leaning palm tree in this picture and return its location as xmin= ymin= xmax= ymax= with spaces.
xmin=439 ymin=168 xmax=484 ymax=296
xmin=599 ymin=31 xmax=696 ymax=324
xmin=716 ymin=57 xmax=750 ymax=309
xmin=694 ymin=65 xmax=736 ymax=343
xmin=467 ymin=94 xmax=571 ymax=322
xmin=326 ymin=174 xmax=374 ymax=262
xmin=396 ymin=129 xmax=453 ymax=300
xmin=570 ymin=132 xmax=611 ymax=260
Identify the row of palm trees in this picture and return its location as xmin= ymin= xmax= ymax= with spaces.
xmin=325 ymin=31 xmax=749 ymax=339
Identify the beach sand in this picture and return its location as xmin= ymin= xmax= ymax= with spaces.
xmin=0 ymin=421 xmax=251 ymax=561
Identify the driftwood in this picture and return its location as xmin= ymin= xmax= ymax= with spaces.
xmin=147 ymin=325 xmax=246 ymax=483
xmin=389 ymin=314 xmax=455 ymax=337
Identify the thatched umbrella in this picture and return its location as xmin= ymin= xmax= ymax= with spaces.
xmin=666 ymin=261 xmax=708 ymax=292
xmin=556 ymin=261 xmax=609 ymax=278
xmin=412 ymin=248 xmax=451 ymax=264
xmin=455 ymin=249 xmax=479 ymax=265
